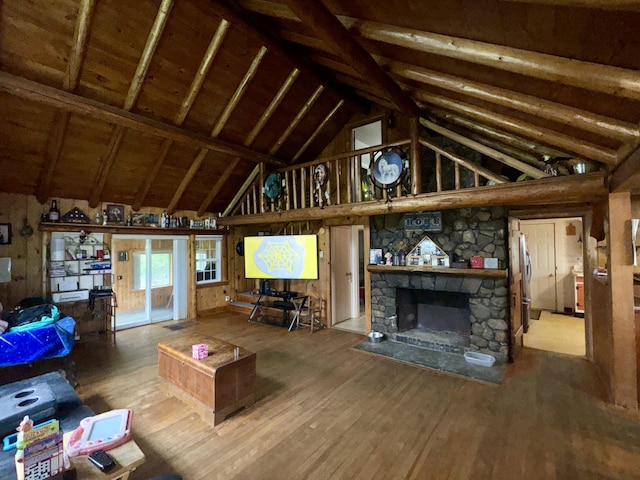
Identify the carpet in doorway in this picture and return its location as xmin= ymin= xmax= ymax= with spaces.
xmin=530 ymin=309 xmax=542 ymax=320
xmin=352 ymin=340 xmax=505 ymax=385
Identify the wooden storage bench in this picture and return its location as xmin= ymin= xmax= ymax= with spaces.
xmin=157 ymin=335 xmax=256 ymax=425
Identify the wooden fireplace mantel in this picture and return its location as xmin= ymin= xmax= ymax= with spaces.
xmin=367 ymin=265 xmax=507 ymax=278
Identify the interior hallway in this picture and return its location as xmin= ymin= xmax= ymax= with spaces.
xmin=524 ymin=310 xmax=586 ymax=357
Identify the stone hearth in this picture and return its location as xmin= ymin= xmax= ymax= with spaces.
xmin=371 ymin=272 xmax=509 ymax=363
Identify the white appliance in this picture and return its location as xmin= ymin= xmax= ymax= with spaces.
xmin=520 ymin=233 xmax=532 ymax=333
xmin=51 ymin=290 xmax=89 ymax=303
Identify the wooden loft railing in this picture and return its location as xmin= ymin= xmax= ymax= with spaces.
xmin=231 ymin=136 xmax=510 ymax=217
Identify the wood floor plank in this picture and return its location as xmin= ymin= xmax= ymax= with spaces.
xmin=67 ymin=311 xmax=640 ymax=480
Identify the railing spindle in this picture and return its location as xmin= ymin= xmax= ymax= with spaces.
xmin=436 ymin=152 xmax=442 ymax=192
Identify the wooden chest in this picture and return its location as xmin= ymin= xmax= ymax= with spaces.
xmin=157 ymin=335 xmax=256 ymax=425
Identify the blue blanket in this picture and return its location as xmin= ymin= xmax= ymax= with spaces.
xmin=0 ymin=317 xmax=75 ymax=368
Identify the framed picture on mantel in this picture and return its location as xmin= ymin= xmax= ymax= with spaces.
xmin=106 ymin=204 xmax=125 ymax=224
xmin=369 ymin=248 xmax=383 ymax=265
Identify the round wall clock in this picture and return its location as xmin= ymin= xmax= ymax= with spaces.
xmin=263 ymin=173 xmax=283 ymax=200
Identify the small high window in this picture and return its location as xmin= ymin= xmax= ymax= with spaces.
xmin=196 ymin=235 xmax=222 ymax=284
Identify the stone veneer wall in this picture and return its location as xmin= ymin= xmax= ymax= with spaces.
xmin=370 ymin=207 xmax=510 ymax=363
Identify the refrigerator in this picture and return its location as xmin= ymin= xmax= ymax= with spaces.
xmin=520 ymin=233 xmax=532 ymax=333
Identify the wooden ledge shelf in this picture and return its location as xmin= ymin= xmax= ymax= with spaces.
xmin=39 ymin=222 xmax=226 ymax=235
xmin=367 ymin=264 xmax=507 ymax=278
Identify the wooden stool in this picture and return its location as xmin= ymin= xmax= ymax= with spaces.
xmin=298 ymin=296 xmax=324 ymax=332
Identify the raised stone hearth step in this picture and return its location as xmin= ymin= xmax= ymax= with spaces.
xmin=395 ymin=329 xmax=469 ymax=355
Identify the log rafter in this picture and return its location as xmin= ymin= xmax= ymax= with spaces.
xmin=167 ymin=46 xmax=268 ymax=214
xmin=133 ymin=18 xmax=230 ymax=211
xmin=36 ymin=0 xmax=95 ymax=204
xmin=348 ymin=19 xmax=640 ymax=101
xmin=281 ymin=0 xmax=419 ymax=116
xmin=415 ymin=92 xmax=619 ymax=165
xmin=89 ymin=0 xmax=174 ymax=207
xmin=385 ymin=59 xmax=639 ymax=142
xmin=292 ymin=100 xmax=344 ymax=162
xmin=609 ymin=145 xmax=640 ymax=192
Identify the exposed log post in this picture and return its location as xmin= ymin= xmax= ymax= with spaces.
xmin=282 ymin=0 xmax=419 ymax=115
xmin=218 ymin=173 xmax=607 ymax=226
xmin=410 ymin=117 xmax=421 ymax=195
xmin=416 ymin=92 xmax=619 ymax=165
xmin=386 ymin=60 xmax=639 ymax=142
xmin=349 ymin=19 xmax=640 ymax=101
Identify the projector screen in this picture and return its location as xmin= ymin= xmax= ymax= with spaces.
xmin=244 ymin=234 xmax=318 ymax=280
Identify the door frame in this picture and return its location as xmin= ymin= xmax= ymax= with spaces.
xmin=509 ymin=210 xmax=593 ymax=361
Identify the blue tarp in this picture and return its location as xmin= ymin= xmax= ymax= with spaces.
xmin=0 ymin=317 xmax=75 ymax=368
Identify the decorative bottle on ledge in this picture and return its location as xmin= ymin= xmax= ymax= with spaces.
xmin=48 ymin=200 xmax=60 ymax=222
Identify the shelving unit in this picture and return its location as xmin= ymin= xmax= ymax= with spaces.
xmin=44 ymin=230 xmax=116 ymax=342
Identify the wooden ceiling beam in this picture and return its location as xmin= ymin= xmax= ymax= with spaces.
xmin=89 ymin=0 xmax=173 ymax=208
xmin=348 ymin=19 xmax=640 ymax=101
xmin=197 ymin=158 xmax=241 ymax=217
xmin=0 ymin=72 xmax=284 ymax=166
xmin=292 ymin=99 xmax=344 ymax=162
xmin=498 ymin=0 xmax=640 ymax=11
xmin=36 ymin=110 xmax=70 ymax=204
xmin=385 ymin=59 xmax=639 ymax=142
xmin=281 ymin=0 xmax=419 ymax=116
xmin=270 ymin=85 xmax=324 ymax=155
xmin=124 ymin=0 xmax=173 ymax=110
xmin=415 ymin=91 xmax=619 ymax=165
xmin=168 ymin=46 xmax=268 ymax=214
xmin=134 ymin=19 xmax=230 ymax=211
xmin=218 ymin=172 xmax=607 ymax=226
xmin=201 ymin=67 xmax=301 ymax=215
xmin=89 ymin=125 xmax=125 ymax=208
xmin=211 ymin=0 xmax=365 ymax=110
xmin=37 ymin=0 xmax=95 ymax=204
xmin=427 ymin=107 xmax=589 ymax=167
xmin=609 ymin=145 xmax=640 ymax=192
xmin=64 ymin=0 xmax=95 ymax=92
xmin=420 ymin=118 xmax=547 ymax=179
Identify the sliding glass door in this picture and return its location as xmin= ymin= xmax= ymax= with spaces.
xmin=112 ymin=235 xmax=187 ymax=330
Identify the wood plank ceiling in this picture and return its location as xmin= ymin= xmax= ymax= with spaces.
xmin=0 ymin=0 xmax=639 ymax=215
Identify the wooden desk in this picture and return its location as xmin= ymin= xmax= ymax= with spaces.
xmin=158 ymin=335 xmax=256 ymax=425
xmin=63 ymin=434 xmax=145 ymax=480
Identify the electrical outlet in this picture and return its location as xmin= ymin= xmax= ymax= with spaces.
xmin=225 ymin=295 xmax=230 ymax=302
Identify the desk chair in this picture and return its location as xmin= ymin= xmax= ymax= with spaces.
xmin=298 ymin=296 xmax=324 ymax=332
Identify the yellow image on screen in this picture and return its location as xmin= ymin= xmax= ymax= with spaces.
xmin=244 ymin=235 xmax=318 ymax=279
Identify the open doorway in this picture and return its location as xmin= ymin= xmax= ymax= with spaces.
xmin=330 ymin=225 xmax=366 ymax=334
xmin=519 ymin=218 xmax=588 ymax=356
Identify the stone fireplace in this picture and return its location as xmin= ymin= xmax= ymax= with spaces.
xmin=369 ymin=207 xmax=510 ymax=364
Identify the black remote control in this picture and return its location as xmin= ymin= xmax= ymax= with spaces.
xmin=87 ymin=449 xmax=116 ymax=473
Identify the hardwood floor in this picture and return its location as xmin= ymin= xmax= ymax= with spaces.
xmin=70 ymin=311 xmax=640 ymax=480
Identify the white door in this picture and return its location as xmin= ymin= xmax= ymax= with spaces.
xmin=521 ymin=223 xmax=557 ymax=311
xmin=331 ymin=226 xmax=357 ymax=324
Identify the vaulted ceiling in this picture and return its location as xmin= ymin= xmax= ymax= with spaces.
xmin=1 ymin=0 xmax=639 ymax=216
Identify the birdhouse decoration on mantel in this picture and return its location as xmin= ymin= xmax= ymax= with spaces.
xmin=405 ymin=234 xmax=449 ymax=267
